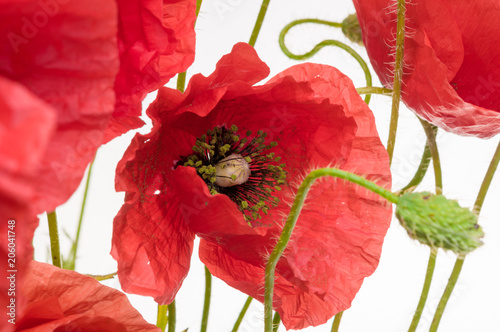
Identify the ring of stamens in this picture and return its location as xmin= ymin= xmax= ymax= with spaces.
xmin=178 ymin=125 xmax=286 ymax=223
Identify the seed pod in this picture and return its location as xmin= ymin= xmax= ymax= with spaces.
xmin=214 ymin=154 xmax=250 ymax=187
xmin=342 ymin=14 xmax=363 ymax=46
xmin=396 ymin=192 xmax=484 ymax=254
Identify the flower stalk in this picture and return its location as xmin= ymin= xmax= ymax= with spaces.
xmin=264 ymin=168 xmax=397 ymax=331
xmin=249 ymin=0 xmax=271 ymax=47
xmin=387 ymin=0 xmax=406 ymax=164
xmin=47 ymin=210 xmax=62 ymax=268
xmin=231 ymin=296 xmax=253 ymax=332
xmin=157 ymin=305 xmax=168 ymax=332
xmin=201 ymin=266 xmax=212 ymax=332
xmin=430 ymin=139 xmax=500 ymax=330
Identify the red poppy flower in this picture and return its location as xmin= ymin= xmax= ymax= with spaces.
xmin=112 ymin=42 xmax=392 ymax=329
xmin=353 ymin=0 xmax=500 ymax=138
xmin=0 ymin=0 xmax=195 ymax=320
xmin=12 ymin=261 xmax=159 ymax=332
xmin=0 ymin=0 xmax=119 ymax=322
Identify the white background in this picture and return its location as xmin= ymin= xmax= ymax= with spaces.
xmin=33 ymin=1 xmax=500 ymax=331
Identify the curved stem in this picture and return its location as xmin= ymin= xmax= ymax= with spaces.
xmin=231 ymin=296 xmax=253 ymax=332
xmin=248 ymin=0 xmax=271 ymax=47
xmin=200 ymin=266 xmax=212 ymax=332
xmin=264 ymin=168 xmax=398 ymax=331
xmin=47 ymin=210 xmax=62 ymax=268
xmin=157 ymin=304 xmax=168 ymax=332
xmin=66 ymin=154 xmax=96 ymax=270
xmin=279 ymin=19 xmax=372 ymax=104
xmin=356 ymin=87 xmax=392 ymax=96
xmin=272 ymin=312 xmax=280 ymax=332
xmin=419 ymin=119 xmax=442 ymax=194
xmin=167 ymin=300 xmax=176 ymax=332
xmin=331 ymin=311 xmax=343 ymax=332
xmin=430 ymin=139 xmax=500 ymax=331
xmin=387 ymin=0 xmax=406 ymax=165
xmin=397 ymin=126 xmax=435 ymax=194
xmin=407 ymin=249 xmax=437 ymax=332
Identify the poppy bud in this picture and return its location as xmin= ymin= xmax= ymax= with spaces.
xmin=342 ymin=14 xmax=363 ymax=46
xmin=396 ymin=192 xmax=484 ymax=254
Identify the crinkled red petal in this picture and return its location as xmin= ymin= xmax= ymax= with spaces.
xmin=16 ymin=262 xmax=159 ymax=332
xmin=105 ymin=0 xmax=197 ymax=142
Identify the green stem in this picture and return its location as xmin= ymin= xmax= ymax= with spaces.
xmin=248 ymin=0 xmax=271 ymax=47
xmin=407 ymin=249 xmax=437 ymax=332
xmin=473 ymin=139 xmax=500 ymax=215
xmin=272 ymin=312 xmax=280 ymax=332
xmin=279 ymin=19 xmax=372 ymax=104
xmin=177 ymin=72 xmax=187 ymax=93
xmin=47 ymin=211 xmax=62 ymax=268
xmin=419 ymin=119 xmax=442 ymax=194
xmin=397 ymin=126 xmax=437 ymax=194
xmin=167 ymin=301 xmax=176 ymax=332
xmin=176 ymin=0 xmax=203 ymax=94
xmin=201 ymin=266 xmax=212 ymax=332
xmin=157 ymin=304 xmax=168 ymax=332
xmin=231 ymin=296 xmax=253 ymax=332
xmin=66 ymin=154 xmax=96 ymax=270
xmin=429 ymin=256 xmax=465 ymax=332
xmin=86 ymin=272 xmax=117 ymax=281
xmin=196 ymin=0 xmax=202 ymax=16
xmin=387 ymin=0 xmax=406 ymax=165
xmin=430 ymin=139 xmax=500 ymax=331
xmin=331 ymin=311 xmax=343 ymax=332
xmin=356 ymin=87 xmax=392 ymax=96
xmin=264 ymin=168 xmax=398 ymax=331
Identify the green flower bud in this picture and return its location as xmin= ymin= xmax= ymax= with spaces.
xmin=396 ymin=192 xmax=484 ymax=254
xmin=342 ymin=14 xmax=363 ymax=46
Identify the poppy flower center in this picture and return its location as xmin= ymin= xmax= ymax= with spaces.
xmin=179 ymin=125 xmax=286 ymax=223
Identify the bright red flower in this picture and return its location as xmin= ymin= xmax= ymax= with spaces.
xmin=0 ymin=0 xmax=195 ymax=323
xmin=112 ymin=42 xmax=392 ymax=329
xmin=353 ymin=0 xmax=500 ymax=138
xmin=12 ymin=261 xmax=159 ymax=332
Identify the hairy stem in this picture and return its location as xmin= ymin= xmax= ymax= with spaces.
xmin=264 ymin=168 xmax=398 ymax=331
xmin=387 ymin=0 xmax=406 ymax=164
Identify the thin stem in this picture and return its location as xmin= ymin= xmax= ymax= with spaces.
xmin=196 ymin=0 xmax=202 ymax=16
xmin=272 ymin=312 xmax=280 ymax=332
xmin=387 ymin=0 xmax=406 ymax=165
xmin=47 ymin=211 xmax=62 ymax=268
xmin=397 ymin=127 xmax=435 ymax=194
xmin=201 ymin=266 xmax=212 ymax=332
xmin=331 ymin=311 xmax=344 ymax=332
xmin=66 ymin=154 xmax=96 ymax=270
xmin=264 ymin=168 xmax=398 ymax=331
xmin=279 ymin=19 xmax=372 ymax=104
xmin=419 ymin=119 xmax=442 ymax=194
xmin=430 ymin=139 xmax=500 ymax=331
xmin=157 ymin=304 xmax=168 ymax=332
xmin=167 ymin=300 xmax=176 ymax=332
xmin=248 ymin=0 xmax=271 ymax=47
xmin=177 ymin=72 xmax=187 ymax=93
xmin=429 ymin=256 xmax=465 ymax=332
xmin=473 ymin=139 xmax=500 ymax=215
xmin=231 ymin=296 xmax=253 ymax=332
xmin=86 ymin=272 xmax=117 ymax=281
xmin=356 ymin=87 xmax=392 ymax=96
xmin=407 ymin=249 xmax=437 ymax=332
